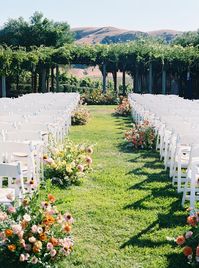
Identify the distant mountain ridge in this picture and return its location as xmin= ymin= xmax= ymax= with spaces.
xmin=71 ymin=26 xmax=183 ymax=44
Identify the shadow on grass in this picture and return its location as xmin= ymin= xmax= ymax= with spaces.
xmin=120 ymin=147 xmax=187 ymax=267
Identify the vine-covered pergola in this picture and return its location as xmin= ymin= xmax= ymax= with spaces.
xmin=0 ymin=40 xmax=199 ymax=98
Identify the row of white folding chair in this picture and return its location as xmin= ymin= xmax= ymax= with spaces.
xmin=0 ymin=162 xmax=25 ymax=205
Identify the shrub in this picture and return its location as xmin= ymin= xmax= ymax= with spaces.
xmin=44 ymin=140 xmax=93 ymax=187
xmin=176 ymin=209 xmax=199 ymax=266
xmin=72 ymin=105 xmax=90 ymax=125
xmin=81 ymin=89 xmax=118 ymax=105
xmin=114 ymin=97 xmax=131 ymax=116
xmin=0 ymin=193 xmax=74 ymax=268
xmin=125 ymin=121 xmax=156 ymax=149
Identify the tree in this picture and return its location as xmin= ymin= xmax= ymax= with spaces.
xmin=0 ymin=12 xmax=74 ymax=48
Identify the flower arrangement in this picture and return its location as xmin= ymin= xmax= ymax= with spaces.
xmin=71 ymin=105 xmax=90 ymax=125
xmin=114 ymin=97 xmax=131 ymax=116
xmin=81 ymin=89 xmax=118 ymax=105
xmin=0 ymin=193 xmax=74 ymax=267
xmin=176 ymin=209 xmax=199 ymax=266
xmin=44 ymin=140 xmax=93 ymax=186
xmin=125 ymin=121 xmax=156 ymax=149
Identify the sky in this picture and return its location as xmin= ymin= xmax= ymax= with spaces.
xmin=0 ymin=0 xmax=198 ymax=32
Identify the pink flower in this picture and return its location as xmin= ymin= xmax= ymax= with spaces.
xmin=6 ymin=192 xmax=15 ymax=201
xmin=25 ymin=244 xmax=31 ymax=251
xmin=77 ymin=164 xmax=84 ymax=172
xmin=47 ymin=242 xmax=54 ymax=251
xmin=23 ymin=214 xmax=31 ymax=222
xmin=31 ymin=225 xmax=38 ymax=233
xmin=86 ymin=156 xmax=92 ymax=165
xmin=44 ymin=158 xmax=54 ymax=165
xmin=8 ymin=206 xmax=16 ymax=214
xmin=19 ymin=254 xmax=26 ymax=262
xmin=18 ymin=231 xmax=24 ymax=240
xmin=0 ymin=232 xmax=5 ymax=240
xmin=0 ymin=212 xmax=8 ymax=221
xmin=185 ymin=231 xmax=193 ymax=239
xmin=50 ymin=249 xmax=57 ymax=257
xmin=64 ymin=213 xmax=74 ymax=224
xmin=12 ymin=224 xmax=22 ymax=234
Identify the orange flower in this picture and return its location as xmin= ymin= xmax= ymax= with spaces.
xmin=33 ymin=245 xmax=40 ymax=253
xmin=48 ymin=194 xmax=56 ymax=203
xmin=176 ymin=235 xmax=185 ymax=245
xmin=5 ymin=229 xmax=13 ymax=237
xmin=183 ymin=246 xmax=193 ymax=256
xmin=21 ymin=220 xmax=28 ymax=229
xmin=8 ymin=244 xmax=16 ymax=251
xmin=64 ymin=224 xmax=71 ymax=233
xmin=50 ymin=237 xmax=58 ymax=246
xmin=22 ymin=199 xmax=29 ymax=206
xmin=187 ymin=216 xmax=197 ymax=226
xmin=43 ymin=215 xmax=55 ymax=226
xmin=39 ymin=233 xmax=47 ymax=241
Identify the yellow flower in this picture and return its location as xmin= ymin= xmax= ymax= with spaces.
xmin=34 ymin=240 xmax=42 ymax=249
xmin=66 ymin=164 xmax=72 ymax=173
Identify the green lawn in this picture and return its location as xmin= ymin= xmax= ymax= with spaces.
xmin=50 ymin=105 xmax=188 ymax=268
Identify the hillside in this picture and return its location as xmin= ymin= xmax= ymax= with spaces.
xmin=71 ymin=26 xmax=182 ymax=44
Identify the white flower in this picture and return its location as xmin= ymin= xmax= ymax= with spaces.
xmin=37 ymin=227 xmax=43 ymax=234
xmin=23 ymin=214 xmax=31 ymax=222
xmin=29 ymin=236 xmax=36 ymax=243
xmin=31 ymin=256 xmax=38 ymax=264
xmin=19 ymin=254 xmax=26 ymax=262
xmin=6 ymin=192 xmax=15 ymax=201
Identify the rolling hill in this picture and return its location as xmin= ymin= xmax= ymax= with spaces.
xmin=71 ymin=26 xmax=183 ymax=44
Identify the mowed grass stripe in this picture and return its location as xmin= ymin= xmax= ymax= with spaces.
xmin=51 ymin=105 xmax=188 ymax=268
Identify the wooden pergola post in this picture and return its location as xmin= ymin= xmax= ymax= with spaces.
xmin=162 ymin=64 xmax=166 ymax=95
xmin=102 ymin=63 xmax=107 ymax=94
xmin=148 ymin=62 xmax=153 ymax=94
xmin=2 ymin=76 xmax=6 ymax=97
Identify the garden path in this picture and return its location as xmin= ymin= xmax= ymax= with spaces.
xmin=56 ymin=105 xmax=188 ymax=268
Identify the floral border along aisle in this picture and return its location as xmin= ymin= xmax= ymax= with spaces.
xmin=176 ymin=209 xmax=199 ymax=266
xmin=44 ymin=140 xmax=93 ymax=187
xmin=0 ymin=193 xmax=74 ymax=267
xmin=125 ymin=120 xmax=156 ymax=150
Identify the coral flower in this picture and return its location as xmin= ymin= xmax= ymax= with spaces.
xmin=196 ymin=246 xmax=199 ymax=257
xmin=50 ymin=237 xmax=59 ymax=246
xmin=183 ymin=246 xmax=193 ymax=256
xmin=5 ymin=229 xmax=13 ymax=237
xmin=187 ymin=216 xmax=197 ymax=226
xmin=8 ymin=244 xmax=16 ymax=252
xmin=176 ymin=235 xmax=185 ymax=245
xmin=64 ymin=224 xmax=72 ymax=233
xmin=48 ymin=194 xmax=56 ymax=203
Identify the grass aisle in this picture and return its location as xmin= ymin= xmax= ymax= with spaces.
xmin=55 ymin=105 xmax=188 ymax=268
